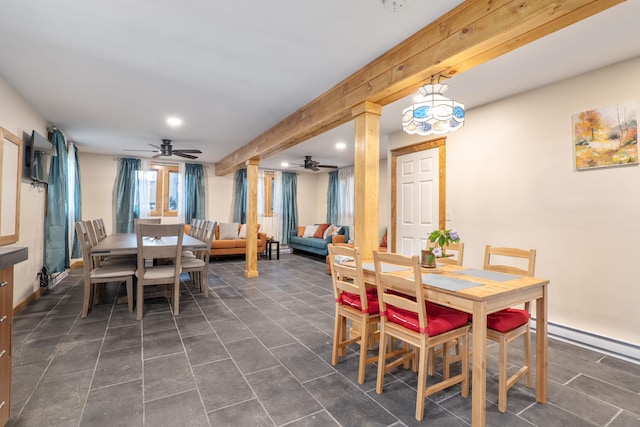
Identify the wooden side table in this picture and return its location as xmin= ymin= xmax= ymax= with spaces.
xmin=266 ymin=240 xmax=280 ymax=260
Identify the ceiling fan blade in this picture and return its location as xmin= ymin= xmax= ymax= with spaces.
xmin=151 ymin=152 xmax=164 ymax=158
xmin=311 ymin=165 xmax=320 ymax=171
xmin=173 ymin=149 xmax=202 ymax=154
xmin=173 ymin=152 xmax=199 ymax=159
xmin=317 ymin=164 xmax=338 ymax=168
xmin=122 ymin=149 xmax=158 ymax=152
xmin=149 ymin=144 xmax=162 ymax=150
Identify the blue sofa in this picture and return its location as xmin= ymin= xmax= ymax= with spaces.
xmin=288 ymin=225 xmax=349 ymax=256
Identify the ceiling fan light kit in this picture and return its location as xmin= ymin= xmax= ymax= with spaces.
xmin=123 ymin=139 xmax=202 ymax=159
xmin=402 ymin=82 xmax=465 ymax=136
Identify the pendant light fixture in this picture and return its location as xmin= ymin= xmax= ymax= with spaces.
xmin=402 ymin=76 xmax=465 ymax=136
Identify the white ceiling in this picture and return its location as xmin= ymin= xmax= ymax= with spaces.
xmin=1 ymin=0 xmax=639 ymax=172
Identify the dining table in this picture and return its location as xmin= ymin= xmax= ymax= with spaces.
xmin=91 ymin=232 xmax=208 ymax=256
xmin=357 ymin=261 xmax=549 ymax=427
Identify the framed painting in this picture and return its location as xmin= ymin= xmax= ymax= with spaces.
xmin=573 ymin=100 xmax=638 ymax=170
xmin=0 ymin=127 xmax=23 ymax=245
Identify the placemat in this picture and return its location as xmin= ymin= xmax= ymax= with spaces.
xmin=362 ymin=262 xmax=410 ymax=273
xmin=454 ymin=268 xmax=522 ymax=282
xmin=421 ymin=274 xmax=484 ymax=291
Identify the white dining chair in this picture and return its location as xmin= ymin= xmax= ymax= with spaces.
xmin=181 ymin=220 xmax=216 ymax=298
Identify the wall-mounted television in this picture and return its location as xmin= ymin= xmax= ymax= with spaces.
xmin=24 ymin=130 xmax=50 ymax=184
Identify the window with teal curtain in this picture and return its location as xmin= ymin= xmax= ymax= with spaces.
xmin=184 ymin=163 xmax=205 ymax=223
xmin=115 ymin=158 xmax=141 ymax=232
xmin=326 ymin=169 xmax=339 ymax=224
xmin=45 ymin=130 xmax=70 ymax=273
xmin=70 ymin=144 xmax=82 ymax=259
xmin=232 ymin=168 xmax=247 ymax=223
xmin=281 ymin=172 xmax=297 ymax=245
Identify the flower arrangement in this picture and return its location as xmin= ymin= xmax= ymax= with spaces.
xmin=428 ymin=229 xmax=460 ymax=257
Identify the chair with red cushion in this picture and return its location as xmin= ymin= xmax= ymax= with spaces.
xmin=373 ymin=251 xmax=470 ymax=421
xmin=483 ymin=244 xmax=537 ymax=413
xmin=328 ymin=244 xmax=382 ymax=384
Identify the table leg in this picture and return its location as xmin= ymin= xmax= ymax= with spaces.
xmin=536 ymin=285 xmax=548 ymax=404
xmin=471 ymin=301 xmax=487 ymax=427
xmin=268 ymin=242 xmax=272 ymax=260
xmin=276 ymin=241 xmax=280 ymax=260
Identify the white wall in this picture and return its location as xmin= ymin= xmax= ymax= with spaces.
xmin=389 ymin=56 xmax=640 ymax=346
xmin=0 ymin=75 xmax=49 ymax=306
xmin=79 ymin=153 xmax=236 ymax=231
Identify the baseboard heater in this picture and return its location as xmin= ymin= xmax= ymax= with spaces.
xmin=530 ymin=318 xmax=640 ymax=364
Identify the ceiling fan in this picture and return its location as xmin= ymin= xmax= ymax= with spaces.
xmin=123 ymin=139 xmax=202 ymax=159
xmin=302 ymin=155 xmax=337 ymax=172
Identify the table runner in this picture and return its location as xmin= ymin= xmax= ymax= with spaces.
xmin=421 ymin=274 xmax=484 ymax=291
xmin=454 ymin=268 xmax=522 ymax=282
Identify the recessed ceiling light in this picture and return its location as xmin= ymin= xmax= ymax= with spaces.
xmin=166 ymin=116 xmax=183 ymax=127
xmin=335 ymin=142 xmax=346 ymax=150
xmin=281 ymin=162 xmax=290 ymax=167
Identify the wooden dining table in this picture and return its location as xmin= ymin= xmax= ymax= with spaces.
xmin=358 ymin=261 xmax=549 ymax=427
xmin=91 ymin=232 xmax=208 ymax=256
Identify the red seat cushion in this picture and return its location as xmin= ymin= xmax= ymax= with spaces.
xmin=340 ymin=290 xmax=379 ymax=314
xmin=487 ymin=308 xmax=530 ymax=333
xmin=386 ymin=304 xmax=468 ymax=337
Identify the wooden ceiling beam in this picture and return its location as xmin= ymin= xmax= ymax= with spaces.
xmin=215 ymin=0 xmax=624 ymax=176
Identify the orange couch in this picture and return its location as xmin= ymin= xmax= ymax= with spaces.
xmin=185 ymin=223 xmax=267 ymax=259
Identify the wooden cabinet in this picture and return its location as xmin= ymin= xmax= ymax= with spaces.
xmin=0 ymin=248 xmax=27 ymax=427
xmin=0 ymin=267 xmax=13 ymax=426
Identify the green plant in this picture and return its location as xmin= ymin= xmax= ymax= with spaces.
xmin=428 ymin=229 xmax=460 ymax=256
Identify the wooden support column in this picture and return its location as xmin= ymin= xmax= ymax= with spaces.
xmin=352 ymin=102 xmax=382 ymax=260
xmin=244 ymin=159 xmax=259 ymax=278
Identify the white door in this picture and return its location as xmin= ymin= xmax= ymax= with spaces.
xmin=395 ymin=148 xmax=439 ymax=256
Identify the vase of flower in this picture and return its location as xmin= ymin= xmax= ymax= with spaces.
xmin=427 ymin=229 xmax=460 ymax=259
xmin=426 ymin=249 xmax=437 ymax=267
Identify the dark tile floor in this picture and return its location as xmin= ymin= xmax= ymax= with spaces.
xmin=8 ymin=254 xmax=640 ymax=426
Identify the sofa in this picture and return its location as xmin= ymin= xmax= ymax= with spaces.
xmin=288 ymin=224 xmax=349 ymax=257
xmin=185 ymin=222 xmax=267 ymax=258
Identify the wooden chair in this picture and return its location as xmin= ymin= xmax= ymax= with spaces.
xmin=483 ymin=244 xmax=537 ymax=413
xmin=134 ymin=218 xmax=162 ymax=225
xmin=75 ymin=222 xmax=134 ymax=318
xmin=373 ymin=251 xmax=470 ymax=421
xmin=182 ymin=220 xmax=216 ymax=298
xmin=426 ymin=241 xmax=465 ymax=266
xmin=425 ymin=240 xmax=465 ymax=374
xmin=93 ymin=218 xmax=107 ymax=241
xmin=135 ymin=223 xmax=184 ymax=320
xmin=328 ymin=244 xmax=386 ymax=384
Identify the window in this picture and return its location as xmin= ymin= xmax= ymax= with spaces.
xmin=147 ymin=164 xmax=179 ymax=217
xmin=263 ymin=172 xmax=275 ymax=217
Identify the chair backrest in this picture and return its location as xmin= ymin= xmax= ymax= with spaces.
xmin=136 ymin=223 xmax=184 ymax=267
xmin=93 ymin=219 xmax=107 ymax=241
xmin=483 ymin=245 xmax=536 ymax=277
xmin=134 ymin=218 xmax=162 ymax=226
xmin=75 ymin=221 xmax=95 ymax=271
xmin=189 ymin=219 xmax=204 ymax=238
xmin=328 ymin=244 xmax=370 ymax=312
xmin=373 ymin=251 xmax=428 ymax=331
xmin=426 ymin=241 xmax=465 ymax=266
xmin=197 ymin=220 xmax=217 ymax=261
xmin=84 ymin=220 xmax=99 ymax=248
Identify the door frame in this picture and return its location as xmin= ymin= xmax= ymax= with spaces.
xmin=390 ymin=137 xmax=446 ymax=253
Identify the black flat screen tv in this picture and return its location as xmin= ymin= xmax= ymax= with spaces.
xmin=24 ymin=130 xmax=50 ymax=184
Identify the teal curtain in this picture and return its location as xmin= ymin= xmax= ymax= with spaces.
xmin=184 ymin=163 xmax=205 ymax=223
xmin=281 ymin=172 xmax=297 ymax=245
xmin=45 ymin=130 xmax=69 ymax=273
xmin=70 ymin=144 xmax=82 ymax=258
xmin=115 ymin=158 xmax=140 ymax=232
xmin=326 ymin=170 xmax=339 ymax=224
xmin=232 ymin=168 xmax=247 ymax=223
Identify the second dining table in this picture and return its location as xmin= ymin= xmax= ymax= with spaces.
xmin=357 ymin=260 xmax=549 ymax=427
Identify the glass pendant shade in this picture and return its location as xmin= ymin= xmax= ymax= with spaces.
xmin=402 ymin=83 xmax=465 ymax=135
